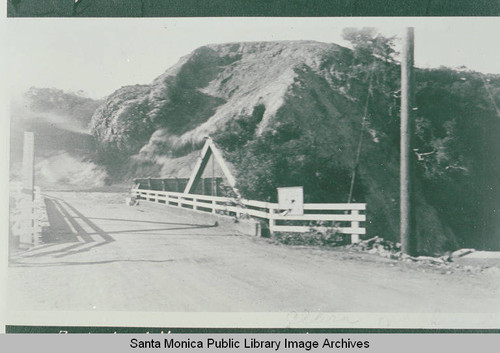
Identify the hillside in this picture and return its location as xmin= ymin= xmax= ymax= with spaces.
xmin=10 ymin=89 xmax=106 ymax=189
xmin=90 ymin=41 xmax=500 ymax=254
xmin=23 ymin=87 xmax=103 ymax=129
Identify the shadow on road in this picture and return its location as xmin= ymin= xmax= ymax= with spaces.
xmin=61 ymin=199 xmax=115 ymax=243
xmin=83 ymin=217 xmax=212 ymax=227
xmin=103 ymin=225 xmax=216 ymax=235
xmin=24 ymin=196 xmax=116 ymax=258
xmin=43 ymin=198 xmax=79 ymax=243
xmin=18 ymin=195 xmax=219 ymax=261
xmin=9 ymin=258 xmax=176 ymax=268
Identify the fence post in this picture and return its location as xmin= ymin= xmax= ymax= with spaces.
xmin=33 ymin=212 xmax=40 ymax=246
xmin=351 ymin=209 xmax=361 ymax=244
xmin=193 ymin=196 xmax=197 ymax=211
xmin=212 ymin=199 xmax=216 ymax=214
xmin=269 ymin=206 xmax=276 ymax=237
xmin=33 ymin=187 xmax=41 ymax=246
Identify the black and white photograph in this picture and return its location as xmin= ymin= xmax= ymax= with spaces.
xmin=2 ymin=15 xmax=499 ymax=329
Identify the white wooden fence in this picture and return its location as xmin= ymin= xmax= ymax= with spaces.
xmin=17 ymin=186 xmax=44 ymax=247
xmin=131 ymin=188 xmax=366 ymax=243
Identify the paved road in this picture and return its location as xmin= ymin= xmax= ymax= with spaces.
xmin=8 ymin=192 xmax=500 ymax=312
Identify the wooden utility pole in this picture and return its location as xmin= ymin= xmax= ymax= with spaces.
xmin=400 ymin=27 xmax=416 ymax=255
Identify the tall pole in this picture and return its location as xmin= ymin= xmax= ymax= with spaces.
xmin=400 ymin=27 xmax=416 ymax=256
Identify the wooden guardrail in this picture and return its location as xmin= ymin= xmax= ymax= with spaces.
xmin=131 ymin=188 xmax=366 ymax=243
xmin=16 ymin=186 xmax=45 ymax=247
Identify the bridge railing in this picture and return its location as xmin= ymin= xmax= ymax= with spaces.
xmin=12 ymin=185 xmax=46 ymax=248
xmin=131 ymin=188 xmax=366 ymax=243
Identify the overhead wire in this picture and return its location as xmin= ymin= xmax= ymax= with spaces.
xmin=479 ymin=73 xmax=500 ymax=119
xmin=347 ymin=58 xmax=377 ymax=204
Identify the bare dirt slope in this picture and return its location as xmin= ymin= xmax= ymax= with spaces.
xmin=8 ymin=192 xmax=500 ymax=312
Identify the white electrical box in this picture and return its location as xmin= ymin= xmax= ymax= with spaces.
xmin=277 ymin=186 xmax=304 ymax=216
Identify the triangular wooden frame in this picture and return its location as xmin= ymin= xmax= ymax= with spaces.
xmin=184 ymin=137 xmax=239 ymax=197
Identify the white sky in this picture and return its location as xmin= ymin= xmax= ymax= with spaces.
xmin=3 ymin=17 xmax=500 ymax=99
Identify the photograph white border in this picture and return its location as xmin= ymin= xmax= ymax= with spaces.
xmin=1 ymin=12 xmax=499 ymax=331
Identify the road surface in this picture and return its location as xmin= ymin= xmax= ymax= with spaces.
xmin=8 ymin=191 xmax=500 ymax=312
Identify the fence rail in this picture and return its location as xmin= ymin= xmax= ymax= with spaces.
xmin=16 ymin=186 xmax=45 ymax=247
xmin=132 ymin=188 xmax=366 ymax=243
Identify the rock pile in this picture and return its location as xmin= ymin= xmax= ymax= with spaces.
xmin=349 ymin=236 xmax=480 ymax=266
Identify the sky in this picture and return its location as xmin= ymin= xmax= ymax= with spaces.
xmin=3 ymin=17 xmax=500 ymax=99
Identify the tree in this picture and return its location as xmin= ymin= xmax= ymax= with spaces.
xmin=342 ymin=27 xmax=397 ymax=64
xmin=341 ymin=27 xmax=399 ymax=97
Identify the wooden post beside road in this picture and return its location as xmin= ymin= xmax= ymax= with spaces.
xmin=269 ymin=207 xmax=276 ymax=237
xmin=400 ymin=28 xmax=417 ymax=256
xmin=351 ymin=209 xmax=361 ymax=244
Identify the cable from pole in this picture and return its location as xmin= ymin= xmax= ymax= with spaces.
xmin=479 ymin=73 xmax=500 ymax=119
xmin=347 ymin=58 xmax=377 ymax=204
